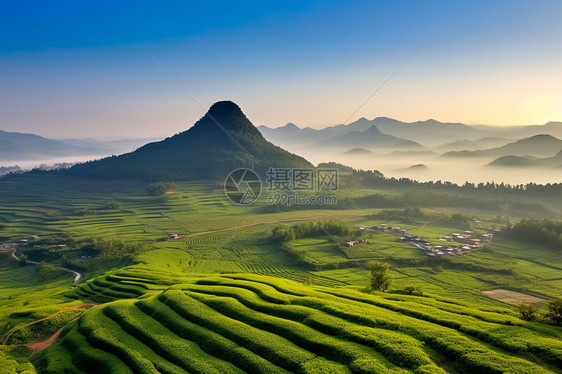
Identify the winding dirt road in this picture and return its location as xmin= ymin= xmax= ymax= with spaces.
xmin=25 ymin=320 xmax=75 ymax=354
xmin=0 ymin=244 xmax=82 ymax=282
xmin=3 ymin=304 xmax=96 ymax=346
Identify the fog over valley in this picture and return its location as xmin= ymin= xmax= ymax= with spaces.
xmin=3 ymin=117 xmax=561 ymax=185
xmin=258 ymin=117 xmax=562 ymax=185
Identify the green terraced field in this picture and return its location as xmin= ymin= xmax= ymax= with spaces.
xmin=1 ymin=177 xmax=560 ymax=306
xmin=34 ymin=273 xmax=562 ymax=374
xmin=2 ymin=177 xmax=562 ymax=373
xmin=291 ymin=238 xmax=344 ymax=264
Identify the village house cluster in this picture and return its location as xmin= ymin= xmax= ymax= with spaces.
xmin=369 ymin=224 xmax=493 ymax=256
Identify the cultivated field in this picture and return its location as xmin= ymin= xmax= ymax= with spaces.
xmin=482 ymin=289 xmax=546 ymax=304
xmin=35 ymin=274 xmax=562 ymax=374
xmin=1 ymin=176 xmax=561 ymax=373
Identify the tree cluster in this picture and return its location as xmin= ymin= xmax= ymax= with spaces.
xmin=37 ymin=262 xmax=64 ymax=282
xmin=147 ymin=182 xmax=179 ymax=196
xmin=272 ymin=221 xmax=354 ymax=269
xmin=337 ymin=169 xmax=562 ymax=198
xmin=517 ymin=298 xmax=562 ymax=326
xmin=506 ymin=219 xmax=562 ymax=251
xmin=89 ymin=238 xmax=153 ymax=259
xmin=338 ymin=190 xmax=507 ymax=211
xmin=273 ymin=221 xmax=351 ymax=242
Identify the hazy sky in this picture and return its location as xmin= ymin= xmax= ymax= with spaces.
xmin=1 ymin=0 xmax=561 ymax=139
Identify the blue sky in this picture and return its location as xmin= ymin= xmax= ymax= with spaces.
xmin=1 ymin=0 xmax=561 ymax=138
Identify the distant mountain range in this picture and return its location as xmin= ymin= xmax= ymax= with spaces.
xmin=442 ymin=134 xmax=562 ymax=159
xmin=0 ymin=129 xmax=161 ymax=162
xmin=0 ymin=130 xmax=97 ymax=161
xmin=259 ymin=117 xmax=470 ymax=149
xmin=321 ymin=125 xmax=425 ymax=151
xmin=359 ymin=118 xmax=483 ymax=146
xmin=66 ymin=101 xmax=312 ymax=180
xmin=257 ymin=117 xmax=562 ymax=173
xmin=258 ymin=118 xmax=562 ymax=151
xmin=487 ymin=150 xmax=562 ymax=169
xmin=61 ymin=137 xmax=164 ymax=155
xmin=436 ymin=137 xmax=513 ymax=152
xmin=5 ymin=111 xmax=562 ymax=176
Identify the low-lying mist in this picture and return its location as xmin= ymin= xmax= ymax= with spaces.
xmin=308 ymin=151 xmax=560 ymax=185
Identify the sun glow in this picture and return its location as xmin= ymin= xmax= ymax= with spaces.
xmin=523 ymin=92 xmax=562 ymax=125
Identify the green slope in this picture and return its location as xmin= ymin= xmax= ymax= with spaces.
xmin=35 ymin=273 xmax=562 ymax=374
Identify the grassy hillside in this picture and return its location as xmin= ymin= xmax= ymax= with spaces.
xmin=34 ymin=273 xmax=562 ymax=374
xmin=1 ymin=176 xmax=561 ymax=302
xmin=1 ymin=176 xmax=562 ymax=373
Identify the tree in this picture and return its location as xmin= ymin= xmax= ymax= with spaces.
xmin=517 ymin=302 xmax=538 ymax=321
xmin=546 ymin=298 xmax=562 ymax=325
xmin=368 ymin=261 xmax=392 ymax=292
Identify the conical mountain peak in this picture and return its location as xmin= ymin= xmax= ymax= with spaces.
xmin=208 ymin=100 xmax=242 ymax=113
xmin=67 ymin=101 xmax=312 ymax=180
xmin=192 ymin=100 xmax=255 ymax=133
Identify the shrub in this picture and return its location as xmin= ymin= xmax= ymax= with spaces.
xmin=517 ymin=302 xmax=538 ymax=321
xmin=403 ymin=286 xmax=424 ymax=296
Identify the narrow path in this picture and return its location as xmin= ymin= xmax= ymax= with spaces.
xmin=25 ymin=317 xmax=79 ymax=355
xmin=2 ymin=304 xmax=96 ymax=346
xmin=1 ymin=245 xmax=82 ymax=282
xmin=10 ymin=249 xmax=19 ymax=261
xmin=59 ymin=266 xmax=82 ymax=282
